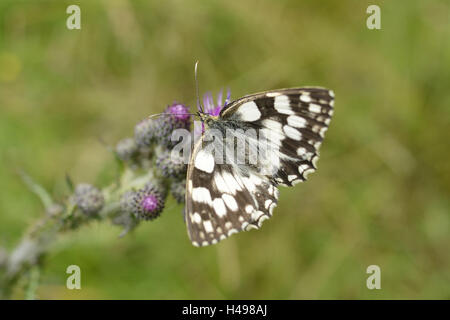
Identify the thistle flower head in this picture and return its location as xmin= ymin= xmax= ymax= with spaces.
xmin=125 ymin=182 xmax=166 ymax=220
xmin=156 ymin=102 xmax=191 ymax=147
xmin=116 ymin=137 xmax=138 ymax=161
xmin=134 ymin=118 xmax=159 ymax=148
xmin=167 ymin=102 xmax=191 ymax=121
xmin=201 ymin=88 xmax=231 ymax=116
xmin=141 ymin=194 xmax=159 ymax=212
xmin=155 ymin=148 xmax=187 ymax=179
xmin=74 ymin=183 xmax=104 ymax=216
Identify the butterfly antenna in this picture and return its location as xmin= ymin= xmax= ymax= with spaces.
xmin=195 ymin=61 xmax=204 ymax=114
xmin=146 ymin=112 xmax=199 ymax=120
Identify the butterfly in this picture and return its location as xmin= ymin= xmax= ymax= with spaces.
xmin=185 ymin=87 xmax=334 ymax=246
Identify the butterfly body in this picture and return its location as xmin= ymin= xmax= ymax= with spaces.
xmin=185 ymin=87 xmax=334 ymax=247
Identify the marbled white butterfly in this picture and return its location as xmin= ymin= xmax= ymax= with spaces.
xmin=185 ymin=87 xmax=334 ymax=246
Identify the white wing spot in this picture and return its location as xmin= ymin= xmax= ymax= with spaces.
xmin=222 ymin=194 xmax=238 ymax=211
xmin=304 ymin=168 xmax=315 ymax=179
xmin=258 ymin=215 xmax=269 ymax=227
xmin=287 ymin=115 xmax=307 ymax=128
xmin=283 ymin=125 xmax=302 ymax=140
xmin=246 ymin=224 xmax=258 ymax=231
xmin=269 ymin=203 xmax=276 ymax=215
xmin=274 ymin=95 xmax=293 ymax=115
xmin=297 ymin=147 xmax=307 ymax=156
xmin=192 ymin=187 xmax=212 ymax=204
xmin=212 ymin=198 xmax=227 ymax=217
xmin=298 ymin=164 xmax=310 ymax=173
xmin=194 ymin=149 xmax=215 ymax=173
xmin=242 ymin=177 xmax=256 ymax=193
xmin=245 ymin=205 xmax=254 ymax=214
xmin=236 ymin=101 xmax=261 ymax=121
xmin=260 ymin=128 xmax=284 ymax=146
xmin=262 ymin=119 xmax=283 ymax=132
xmin=252 ymin=210 xmax=264 ymax=222
xmin=300 ymin=95 xmax=312 ymax=103
xmin=192 ymin=212 xmax=202 ymax=224
xmin=312 ymin=155 xmax=319 ymax=167
xmin=308 ymin=103 xmax=322 ymax=113
xmin=222 ymin=171 xmax=242 ymax=194
xmin=214 ymin=172 xmax=228 ymax=193
xmin=204 ymin=221 xmax=213 ymax=233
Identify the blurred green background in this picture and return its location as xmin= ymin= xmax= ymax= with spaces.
xmin=0 ymin=0 xmax=449 ymax=299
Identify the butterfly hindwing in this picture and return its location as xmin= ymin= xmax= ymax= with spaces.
xmin=185 ymin=138 xmax=279 ymax=246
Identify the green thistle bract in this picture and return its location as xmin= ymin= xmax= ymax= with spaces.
xmin=74 ymin=183 xmax=104 ymax=216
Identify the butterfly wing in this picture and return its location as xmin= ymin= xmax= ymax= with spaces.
xmin=185 ymin=87 xmax=334 ymax=246
xmin=185 ymin=137 xmax=279 ymax=246
xmin=220 ymin=87 xmax=334 ymax=185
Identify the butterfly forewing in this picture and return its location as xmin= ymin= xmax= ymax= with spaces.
xmin=185 ymin=87 xmax=334 ymax=246
xmin=221 ymin=87 xmax=334 ymax=186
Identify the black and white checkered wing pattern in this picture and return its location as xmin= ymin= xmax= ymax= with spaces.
xmin=185 ymin=138 xmax=279 ymax=247
xmin=185 ymin=87 xmax=334 ymax=246
xmin=221 ymin=87 xmax=334 ymax=186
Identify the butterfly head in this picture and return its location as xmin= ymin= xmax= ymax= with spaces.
xmin=197 ymin=111 xmax=218 ymax=129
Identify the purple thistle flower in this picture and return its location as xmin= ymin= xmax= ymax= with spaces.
xmin=156 ymin=102 xmax=191 ymax=147
xmin=124 ymin=182 xmax=166 ymax=221
xmin=196 ymin=89 xmax=231 ymax=135
xmin=200 ymin=88 xmax=231 ymax=116
xmin=167 ymin=102 xmax=191 ymax=121
xmin=141 ymin=194 xmax=159 ymax=213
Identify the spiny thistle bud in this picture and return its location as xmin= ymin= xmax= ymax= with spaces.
xmin=116 ymin=138 xmax=138 ymax=162
xmin=74 ymin=183 xmax=104 ymax=216
xmin=134 ymin=118 xmax=158 ymax=148
xmin=111 ymin=191 xmax=140 ymax=236
xmin=125 ymin=182 xmax=166 ymax=220
xmin=170 ymin=179 xmax=186 ymax=203
xmin=120 ymin=190 xmax=136 ymax=214
xmin=155 ymin=148 xmax=187 ymax=178
xmin=155 ymin=102 xmax=191 ymax=147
